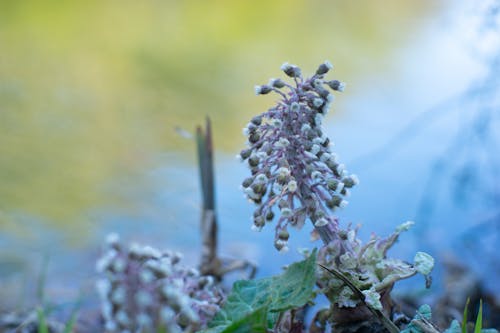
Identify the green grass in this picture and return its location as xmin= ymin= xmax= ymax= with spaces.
xmin=473 ymin=300 xmax=483 ymax=333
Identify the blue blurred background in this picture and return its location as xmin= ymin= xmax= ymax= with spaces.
xmin=0 ymin=0 xmax=499 ymax=307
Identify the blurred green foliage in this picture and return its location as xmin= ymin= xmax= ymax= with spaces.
xmin=0 ymin=1 xmax=434 ymax=225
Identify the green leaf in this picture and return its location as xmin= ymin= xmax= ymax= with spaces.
xmin=63 ymin=311 xmax=78 ymax=333
xmin=37 ymin=307 xmax=49 ymax=333
xmin=474 ymin=300 xmax=483 ymax=333
xmin=220 ymin=306 xmax=270 ymax=333
xmin=202 ymin=249 xmax=317 ymax=333
xmin=63 ymin=295 xmax=81 ymax=333
xmin=463 ymin=298 xmax=470 ymax=333
xmin=200 ymin=308 xmax=269 ymax=333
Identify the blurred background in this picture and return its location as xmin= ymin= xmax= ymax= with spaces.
xmin=0 ymin=0 xmax=499 ymax=313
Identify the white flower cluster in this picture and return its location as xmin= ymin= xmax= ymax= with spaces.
xmin=96 ymin=234 xmax=223 ymax=333
xmin=240 ymin=61 xmax=357 ymax=250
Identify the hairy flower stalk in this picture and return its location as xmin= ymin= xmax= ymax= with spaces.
xmin=240 ymin=62 xmax=434 ymax=325
xmin=239 ymin=61 xmax=357 ymax=250
xmin=96 ymin=234 xmax=224 ymax=333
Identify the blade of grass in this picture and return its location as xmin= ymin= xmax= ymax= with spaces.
xmin=462 ymin=297 xmax=470 ymax=333
xmin=37 ymin=307 xmax=49 ymax=333
xmin=63 ymin=291 xmax=84 ymax=333
xmin=63 ymin=306 xmax=79 ymax=333
xmin=473 ymin=299 xmax=483 ymax=333
xmin=36 ymin=254 xmax=50 ymax=306
xmin=63 ymin=313 xmax=77 ymax=333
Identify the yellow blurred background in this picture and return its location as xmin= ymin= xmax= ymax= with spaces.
xmin=0 ymin=1 xmax=437 ymax=227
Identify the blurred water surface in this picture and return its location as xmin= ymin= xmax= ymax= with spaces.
xmin=1 ymin=0 xmax=499 ymax=305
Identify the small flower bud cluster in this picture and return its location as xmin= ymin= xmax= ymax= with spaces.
xmin=96 ymin=234 xmax=223 ymax=333
xmin=240 ymin=61 xmax=357 ymax=251
xmin=315 ymin=222 xmax=434 ymax=311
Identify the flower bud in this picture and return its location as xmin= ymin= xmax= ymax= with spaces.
xmin=255 ymin=173 xmax=268 ymax=183
xmin=322 ymin=137 xmax=330 ymax=147
xmin=326 ymin=195 xmax=342 ymax=209
xmin=314 ymin=210 xmax=326 ymax=219
xmin=314 ymin=217 xmax=329 ymax=227
xmin=315 ymin=86 xmax=330 ymax=99
xmin=276 ymin=174 xmax=287 ymax=184
xmin=247 ymin=122 xmax=257 ymax=133
xmin=301 ymin=123 xmax=311 ymax=133
xmin=278 ymin=229 xmax=290 ymax=240
xmin=241 ymin=177 xmax=254 ymax=188
xmin=333 ymin=163 xmax=345 ymax=177
xmin=255 ymin=85 xmax=272 ymax=95
xmin=106 ymin=233 xmax=120 ymax=249
xmin=312 ymin=98 xmax=324 ymax=108
xmin=239 ymin=149 xmax=252 ymax=160
xmin=278 ymin=199 xmax=289 ymax=209
xmin=311 ymin=144 xmax=321 ymax=155
xmin=326 ymin=160 xmax=337 ymax=171
xmin=248 ymin=155 xmax=260 ymax=167
xmin=254 ymin=215 xmax=265 ymax=228
xmin=274 ymin=239 xmax=287 ymax=251
xmin=342 ymin=174 xmax=359 ymax=188
xmin=249 ymin=131 xmax=260 ymax=144
xmin=280 ymin=207 xmax=292 ymax=217
xmin=251 ymin=115 xmax=262 ymax=125
xmin=316 ymin=61 xmax=333 ymax=75
xmin=326 ymin=178 xmax=341 ymax=191
xmin=252 ymin=197 xmax=262 ymax=204
xmin=280 ymin=62 xmax=301 ymax=78
xmin=271 ymin=118 xmax=282 ymax=127
xmin=287 ymin=180 xmax=297 ymax=192
xmin=269 ymin=78 xmax=286 ymax=88
xmin=252 ymin=183 xmax=266 ymax=195
xmin=312 ymin=79 xmax=322 ymax=88
xmin=338 ymin=230 xmax=348 ymax=240
xmin=314 ymin=113 xmax=323 ymax=126
xmin=290 ymin=102 xmax=300 ymax=113
xmin=311 ymin=171 xmax=322 ymax=181
xmin=275 ymin=137 xmax=290 ymax=148
xmin=326 ymin=80 xmax=345 ymax=92
xmin=111 ymin=286 xmax=126 ymax=305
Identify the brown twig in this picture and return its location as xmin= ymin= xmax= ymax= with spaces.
xmin=196 ymin=117 xmax=256 ymax=280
